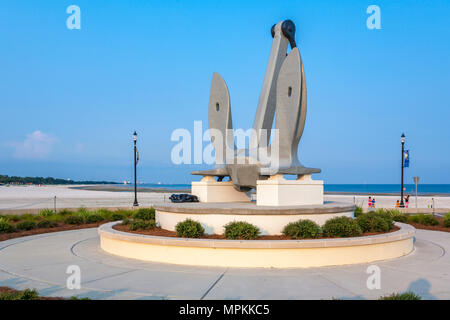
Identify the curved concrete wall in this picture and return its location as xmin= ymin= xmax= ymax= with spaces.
xmin=154 ymin=202 xmax=355 ymax=235
xmin=156 ymin=210 xmax=353 ymax=235
xmin=99 ymin=222 xmax=415 ymax=268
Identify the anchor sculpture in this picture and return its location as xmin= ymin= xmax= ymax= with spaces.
xmin=192 ymin=20 xmax=320 ymax=192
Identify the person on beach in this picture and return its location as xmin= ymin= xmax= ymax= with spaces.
xmin=405 ymin=195 xmax=410 ymax=208
xmin=372 ymin=197 xmax=376 ymax=208
xmin=396 ymin=200 xmax=400 ymax=208
xmin=368 ymin=196 xmax=372 ymax=208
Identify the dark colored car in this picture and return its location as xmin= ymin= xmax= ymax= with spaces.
xmin=169 ymin=194 xmax=199 ymax=203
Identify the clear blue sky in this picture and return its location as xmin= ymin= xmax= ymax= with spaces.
xmin=0 ymin=0 xmax=449 ymax=184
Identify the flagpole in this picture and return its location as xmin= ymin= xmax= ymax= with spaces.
xmin=400 ymin=133 xmax=405 ymax=208
xmin=133 ymin=131 xmax=139 ymax=207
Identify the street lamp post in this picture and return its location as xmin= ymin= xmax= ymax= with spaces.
xmin=400 ymin=133 xmax=405 ymax=208
xmin=133 ymin=131 xmax=139 ymax=207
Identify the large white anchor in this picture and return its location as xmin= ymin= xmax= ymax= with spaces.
xmin=192 ymin=20 xmax=320 ymax=191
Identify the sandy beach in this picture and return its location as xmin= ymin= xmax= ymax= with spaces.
xmin=0 ymin=185 xmax=449 ymax=213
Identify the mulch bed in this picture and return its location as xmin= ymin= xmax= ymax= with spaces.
xmin=0 ymin=222 xmax=105 ymax=242
xmin=406 ymin=217 xmax=450 ymax=233
xmin=1 ymin=218 xmax=447 ymax=243
xmin=0 ymin=286 xmax=63 ymax=300
xmin=113 ymin=224 xmax=400 ymax=240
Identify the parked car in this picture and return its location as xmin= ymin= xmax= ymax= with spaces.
xmin=169 ymin=194 xmax=199 ymax=203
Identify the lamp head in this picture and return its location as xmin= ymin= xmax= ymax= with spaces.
xmin=401 ymin=133 xmax=405 ymax=144
xmin=133 ymin=131 xmax=137 ymax=142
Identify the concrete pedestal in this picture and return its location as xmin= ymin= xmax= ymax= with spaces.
xmin=256 ymin=174 xmax=323 ymax=206
xmin=192 ymin=176 xmax=250 ymax=203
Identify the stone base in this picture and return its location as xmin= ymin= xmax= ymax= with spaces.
xmin=191 ymin=176 xmax=250 ymax=203
xmin=256 ymin=174 xmax=323 ymax=206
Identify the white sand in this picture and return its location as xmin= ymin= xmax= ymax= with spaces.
xmin=0 ymin=185 xmax=449 ymax=210
xmin=0 ymin=185 xmax=170 ymax=210
xmin=325 ymin=194 xmax=450 ymax=210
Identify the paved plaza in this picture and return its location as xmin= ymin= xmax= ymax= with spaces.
xmin=0 ymin=228 xmax=449 ymax=300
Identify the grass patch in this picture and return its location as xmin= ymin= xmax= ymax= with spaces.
xmin=379 ymin=291 xmax=421 ymax=300
xmin=408 ymin=214 xmax=439 ymax=226
xmin=0 ymin=288 xmax=39 ymax=300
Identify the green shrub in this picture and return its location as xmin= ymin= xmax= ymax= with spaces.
xmin=85 ymin=214 xmax=104 ymax=223
xmin=115 ymin=209 xmax=134 ymax=218
xmin=75 ymin=208 xmax=91 ymax=220
xmin=96 ymin=208 xmax=113 ymax=220
xmin=0 ymin=288 xmax=39 ymax=300
xmin=224 ymin=221 xmax=260 ymax=240
xmin=69 ymin=296 xmax=91 ymax=300
xmin=37 ymin=219 xmax=58 ymax=229
xmin=39 ymin=209 xmax=55 ymax=218
xmin=282 ymin=220 xmax=322 ymax=239
xmin=379 ymin=292 xmax=421 ymax=300
xmin=0 ymin=218 xmax=15 ymax=233
xmin=374 ymin=209 xmax=395 ymax=229
xmin=444 ymin=213 xmax=450 ymax=228
xmin=58 ymin=209 xmax=73 ymax=216
xmin=16 ymin=220 xmax=36 ymax=231
xmin=408 ymin=215 xmax=421 ymax=223
xmin=391 ymin=211 xmax=408 ymax=223
xmin=111 ymin=213 xmax=125 ymax=221
xmin=122 ymin=218 xmax=131 ymax=225
xmin=133 ymin=208 xmax=155 ymax=220
xmin=354 ymin=206 xmax=363 ymax=217
xmin=21 ymin=213 xmax=39 ymax=221
xmin=129 ymin=219 xmax=156 ymax=231
xmin=408 ymin=214 xmax=439 ymax=226
xmin=64 ymin=215 xmax=84 ymax=225
xmin=4 ymin=214 xmax=21 ymax=222
xmin=323 ymin=216 xmax=362 ymax=237
xmin=420 ymin=215 xmax=439 ymax=226
xmin=175 ymin=219 xmax=205 ymax=238
xmin=356 ymin=212 xmax=391 ymax=233
xmin=48 ymin=214 xmax=64 ymax=223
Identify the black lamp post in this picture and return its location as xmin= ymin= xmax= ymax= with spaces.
xmin=400 ymin=133 xmax=405 ymax=208
xmin=133 ymin=131 xmax=139 ymax=207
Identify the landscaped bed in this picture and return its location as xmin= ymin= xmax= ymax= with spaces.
xmin=1 ymin=207 xmax=448 ymax=242
xmin=113 ymin=223 xmax=400 ymax=240
xmin=114 ymin=209 xmax=407 ymax=240
xmin=0 ymin=287 xmax=89 ymax=300
xmin=404 ymin=216 xmax=450 ymax=232
xmin=0 ymin=207 xmax=154 ymax=241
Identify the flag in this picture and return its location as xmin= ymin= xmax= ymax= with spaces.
xmin=404 ymin=150 xmax=409 ymax=167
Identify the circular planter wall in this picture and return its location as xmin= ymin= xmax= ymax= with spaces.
xmin=154 ymin=202 xmax=355 ymax=235
xmin=99 ymin=222 xmax=415 ymax=268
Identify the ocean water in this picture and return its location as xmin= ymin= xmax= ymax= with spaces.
xmin=323 ymin=184 xmax=450 ymax=195
xmin=129 ymin=183 xmax=450 ymax=195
